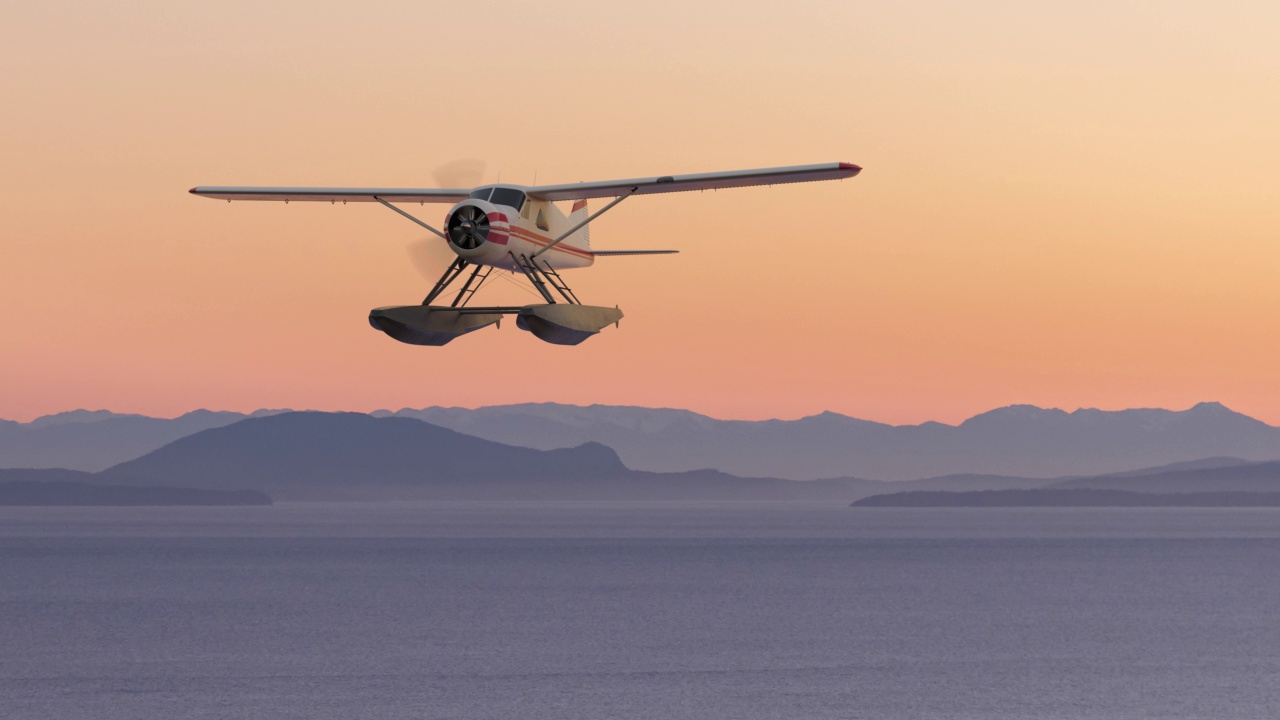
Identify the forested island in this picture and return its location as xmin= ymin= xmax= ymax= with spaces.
xmin=851 ymin=489 xmax=1280 ymax=508
xmin=0 ymin=480 xmax=271 ymax=506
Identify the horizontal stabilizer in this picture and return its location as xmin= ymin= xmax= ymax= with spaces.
xmin=592 ymin=250 xmax=680 ymax=256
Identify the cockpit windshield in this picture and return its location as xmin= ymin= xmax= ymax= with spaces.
xmin=469 ymin=188 xmax=493 ymax=201
xmin=489 ymin=187 xmax=526 ymax=211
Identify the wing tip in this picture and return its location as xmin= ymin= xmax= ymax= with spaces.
xmin=838 ymin=163 xmax=862 ymax=175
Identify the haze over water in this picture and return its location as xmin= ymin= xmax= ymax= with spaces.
xmin=4 ymin=503 xmax=1280 ymax=719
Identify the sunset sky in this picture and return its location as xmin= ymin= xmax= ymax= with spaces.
xmin=2 ymin=1 xmax=1279 ymax=424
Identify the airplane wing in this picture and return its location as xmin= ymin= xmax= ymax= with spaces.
xmin=524 ymin=162 xmax=860 ymax=201
xmin=592 ymin=250 xmax=679 ymax=256
xmin=188 ymin=187 xmax=470 ymax=203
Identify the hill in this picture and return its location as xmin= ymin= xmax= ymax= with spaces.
xmin=99 ymin=412 xmax=869 ymax=501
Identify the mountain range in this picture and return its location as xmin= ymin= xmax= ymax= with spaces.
xmin=0 ymin=409 xmax=286 ymax=472
xmin=4 ymin=409 xmax=1280 ymax=503
xmin=95 ymin=412 xmax=865 ymax=501
xmin=5 ymin=402 xmax=1280 ymax=481
xmin=383 ymin=402 xmax=1280 ymax=480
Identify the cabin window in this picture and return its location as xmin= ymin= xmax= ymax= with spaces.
xmin=489 ymin=188 xmax=526 ymax=211
xmin=536 ymin=208 xmax=549 ymax=231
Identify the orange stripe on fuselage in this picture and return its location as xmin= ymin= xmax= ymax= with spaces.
xmin=506 ymin=226 xmax=592 ymax=258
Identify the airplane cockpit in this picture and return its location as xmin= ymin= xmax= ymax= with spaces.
xmin=469 ymin=186 xmax=526 ymax=211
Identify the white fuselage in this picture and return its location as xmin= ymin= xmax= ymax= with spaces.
xmin=444 ymin=186 xmax=594 ymax=271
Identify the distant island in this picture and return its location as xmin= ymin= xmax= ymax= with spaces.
xmin=0 ymin=477 xmax=271 ymax=506
xmin=851 ymin=489 xmax=1280 ymax=508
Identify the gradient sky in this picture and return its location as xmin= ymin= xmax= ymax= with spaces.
xmin=2 ymin=1 xmax=1279 ymax=424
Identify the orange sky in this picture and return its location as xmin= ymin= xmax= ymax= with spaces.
xmin=2 ymin=1 xmax=1279 ymax=424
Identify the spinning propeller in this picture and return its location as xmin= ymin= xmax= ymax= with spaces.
xmin=405 ymin=159 xmax=487 ymax=278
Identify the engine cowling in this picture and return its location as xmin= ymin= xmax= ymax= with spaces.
xmin=444 ymin=201 xmax=511 ymax=262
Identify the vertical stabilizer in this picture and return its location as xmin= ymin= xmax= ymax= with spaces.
xmin=566 ymin=199 xmax=592 ymax=251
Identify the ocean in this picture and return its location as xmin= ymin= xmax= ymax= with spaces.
xmin=3 ymin=503 xmax=1279 ymax=719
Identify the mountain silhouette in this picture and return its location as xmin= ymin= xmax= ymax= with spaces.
xmin=0 ymin=409 xmax=282 ymax=471
xmin=7 ymin=402 xmax=1280 ymax=482
xmin=99 ymin=412 xmax=868 ymax=501
xmin=380 ymin=401 xmax=1280 ymax=480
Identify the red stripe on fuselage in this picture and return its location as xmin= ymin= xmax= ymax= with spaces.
xmin=506 ymin=226 xmax=592 ymax=258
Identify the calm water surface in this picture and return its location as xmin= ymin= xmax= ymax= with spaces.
xmin=3 ymin=503 xmax=1279 ymax=719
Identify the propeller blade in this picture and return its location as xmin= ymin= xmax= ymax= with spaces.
xmin=405 ymin=236 xmax=456 ymax=279
xmin=432 ymin=159 xmax=486 ymax=189
xmin=403 ymin=160 xmax=490 ymax=280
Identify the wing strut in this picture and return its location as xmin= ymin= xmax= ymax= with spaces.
xmin=374 ymin=197 xmax=447 ymax=240
xmin=530 ymin=187 xmax=636 ymax=259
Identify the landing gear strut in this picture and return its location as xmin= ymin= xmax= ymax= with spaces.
xmin=421 ymin=258 xmax=492 ymax=307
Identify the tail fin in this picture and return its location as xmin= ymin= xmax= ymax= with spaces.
xmin=566 ymin=199 xmax=591 ymax=251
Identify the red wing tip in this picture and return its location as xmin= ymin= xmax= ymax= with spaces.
xmin=188 ymin=187 xmax=200 ymax=194
xmin=838 ymin=163 xmax=862 ymax=173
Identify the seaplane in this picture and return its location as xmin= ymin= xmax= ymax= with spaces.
xmin=190 ymin=161 xmax=861 ymax=346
